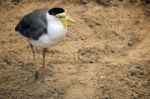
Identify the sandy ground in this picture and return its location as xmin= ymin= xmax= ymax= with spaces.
xmin=0 ymin=0 xmax=150 ymax=99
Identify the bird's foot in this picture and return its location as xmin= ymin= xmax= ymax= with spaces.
xmin=33 ymin=67 xmax=50 ymax=84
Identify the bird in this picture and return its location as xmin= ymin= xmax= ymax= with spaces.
xmin=15 ymin=7 xmax=74 ymax=80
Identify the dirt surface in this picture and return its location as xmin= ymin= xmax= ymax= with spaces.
xmin=0 ymin=0 xmax=150 ymax=99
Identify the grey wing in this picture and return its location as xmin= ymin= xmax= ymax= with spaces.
xmin=15 ymin=9 xmax=48 ymax=40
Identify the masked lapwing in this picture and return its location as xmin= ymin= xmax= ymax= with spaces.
xmin=15 ymin=7 xmax=74 ymax=79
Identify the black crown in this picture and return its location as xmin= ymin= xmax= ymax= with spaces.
xmin=48 ymin=7 xmax=65 ymax=15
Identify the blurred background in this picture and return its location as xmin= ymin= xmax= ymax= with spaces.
xmin=0 ymin=0 xmax=150 ymax=99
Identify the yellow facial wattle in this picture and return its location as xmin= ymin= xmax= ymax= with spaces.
xmin=56 ymin=12 xmax=75 ymax=29
xmin=61 ymin=17 xmax=70 ymax=29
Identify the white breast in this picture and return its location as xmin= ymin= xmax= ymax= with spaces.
xmin=30 ymin=12 xmax=67 ymax=48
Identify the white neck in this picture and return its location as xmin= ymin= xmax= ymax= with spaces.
xmin=46 ymin=12 xmax=67 ymax=40
xmin=46 ymin=13 xmax=59 ymax=22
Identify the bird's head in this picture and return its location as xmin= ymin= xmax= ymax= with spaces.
xmin=48 ymin=7 xmax=75 ymax=28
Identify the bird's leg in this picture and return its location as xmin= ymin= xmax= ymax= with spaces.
xmin=42 ymin=48 xmax=48 ymax=67
xmin=28 ymin=41 xmax=35 ymax=60
xmin=34 ymin=48 xmax=48 ymax=81
xmin=28 ymin=41 xmax=38 ymax=80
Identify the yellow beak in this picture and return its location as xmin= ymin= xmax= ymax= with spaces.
xmin=56 ymin=12 xmax=75 ymax=23
xmin=56 ymin=12 xmax=75 ymax=28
